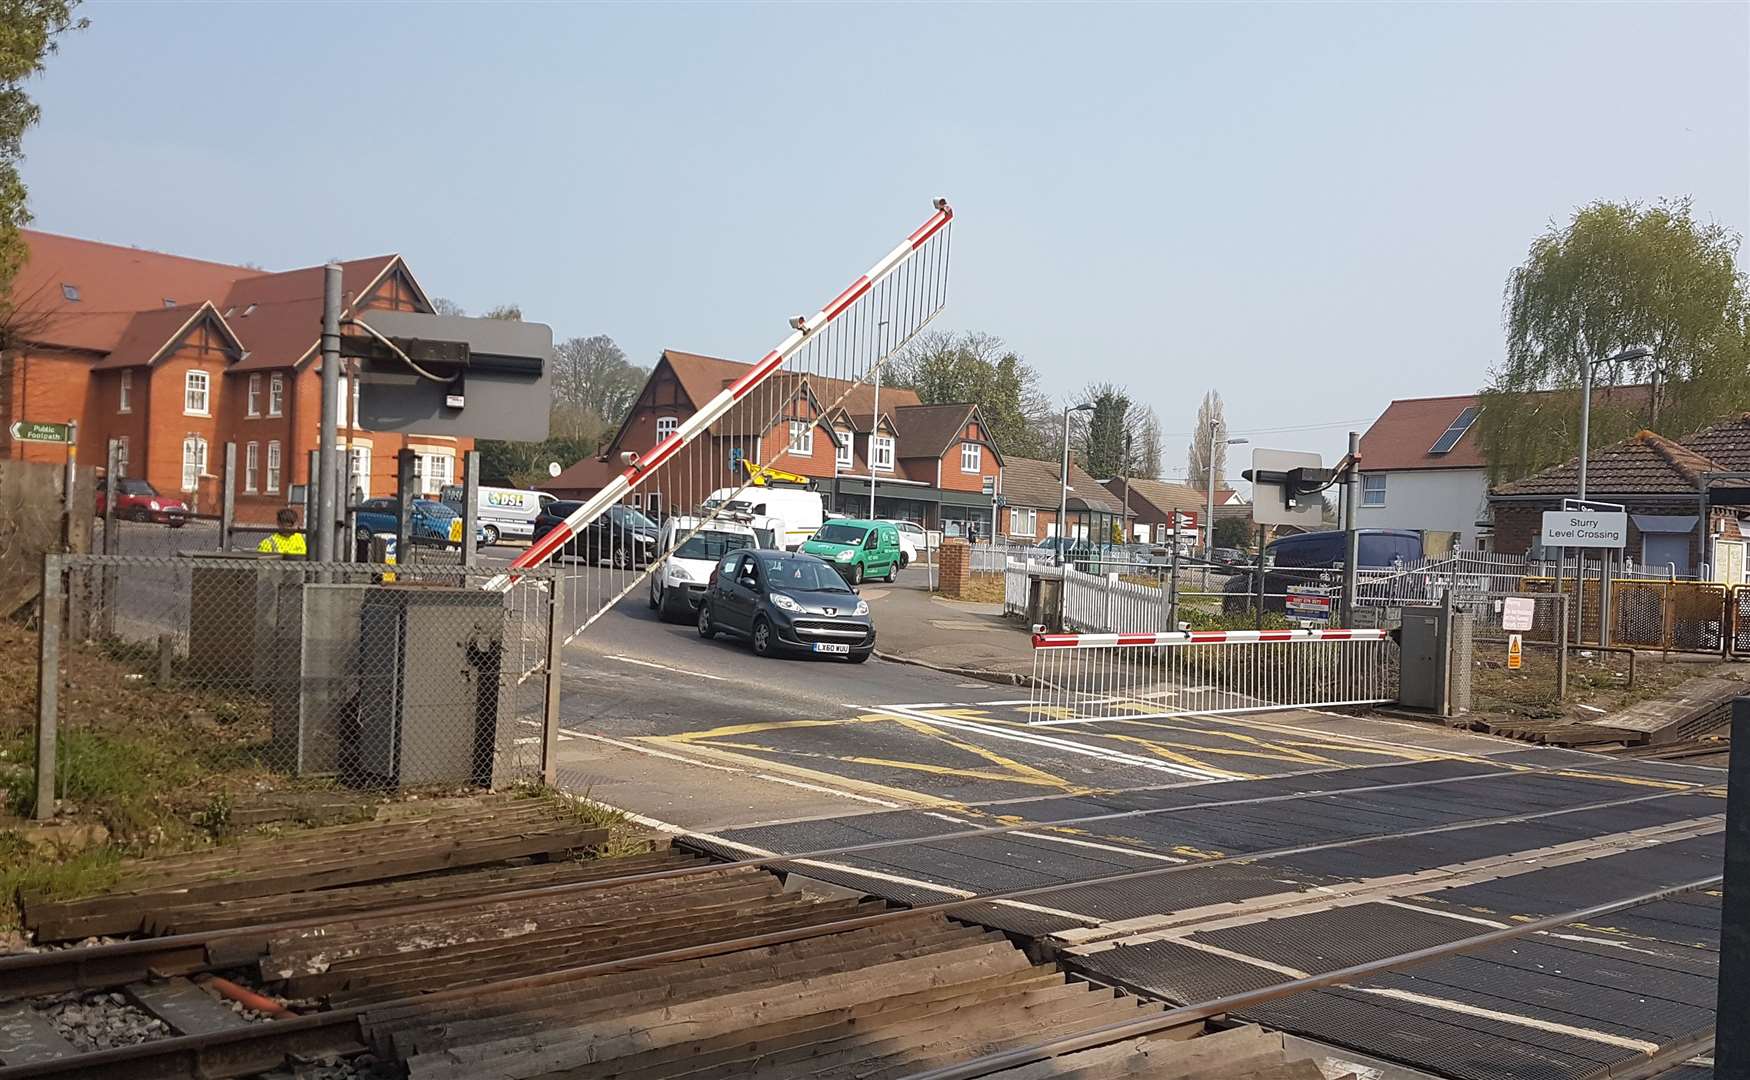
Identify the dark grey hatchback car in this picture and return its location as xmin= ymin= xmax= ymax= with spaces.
xmin=697 ymin=550 xmax=874 ymax=662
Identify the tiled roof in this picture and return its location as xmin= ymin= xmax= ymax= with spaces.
xmin=548 ymin=454 xmax=622 ymax=493
xmin=892 ymin=403 xmax=978 ymax=459
xmin=227 ymin=256 xmax=401 ymax=371
xmin=1361 ymin=386 xmax=1653 ymax=473
xmin=1002 ymin=456 xmax=1125 ymax=513
xmin=1676 ymin=413 xmax=1750 ymax=471
xmin=1116 ymin=477 xmax=1223 ymax=517
xmin=659 ymin=350 xmax=924 ymax=418
xmin=1492 ymin=430 xmax=1731 ymax=497
xmin=89 ymin=303 xmax=236 ymax=370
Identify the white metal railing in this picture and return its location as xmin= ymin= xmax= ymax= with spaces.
xmin=1004 ymin=559 xmax=1178 ymax=633
xmin=1026 ymin=628 xmax=1398 ymax=725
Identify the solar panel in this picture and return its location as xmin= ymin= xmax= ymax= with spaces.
xmin=1428 ymin=405 xmax=1482 ymax=454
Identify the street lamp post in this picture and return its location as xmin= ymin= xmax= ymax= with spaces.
xmin=1202 ymin=428 xmax=1248 ymax=592
xmin=1578 ymin=346 xmax=1651 ymax=502
xmin=1057 ymin=403 xmax=1095 ymax=568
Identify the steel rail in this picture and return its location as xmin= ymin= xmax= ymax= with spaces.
xmin=896 ymin=874 xmax=1723 ymax=1080
xmin=0 ymin=785 xmax=1719 ymax=1079
xmin=0 ymin=754 xmax=1705 ymax=997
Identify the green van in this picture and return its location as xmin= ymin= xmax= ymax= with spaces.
xmin=801 ymin=520 xmax=903 ymax=585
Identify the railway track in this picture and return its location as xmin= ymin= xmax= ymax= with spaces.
xmin=0 ymin=755 xmax=1724 ymax=1079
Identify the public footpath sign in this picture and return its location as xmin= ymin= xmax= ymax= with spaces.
xmin=1285 ymin=585 xmax=1332 ymax=623
xmin=8 ymin=420 xmax=73 ymax=444
xmin=1540 ymin=510 xmax=1627 ymax=549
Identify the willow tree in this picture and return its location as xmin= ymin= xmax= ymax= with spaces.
xmin=1479 ymin=198 xmax=1750 ymax=482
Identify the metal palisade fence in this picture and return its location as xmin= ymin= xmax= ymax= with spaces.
xmin=31 ymin=552 xmax=560 ymax=819
xmin=493 ymin=201 xmax=954 ymax=646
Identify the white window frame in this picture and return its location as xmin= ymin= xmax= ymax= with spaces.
xmin=268 ymin=373 xmax=284 ymax=417
xmin=118 ymin=371 xmax=132 ymax=414
xmin=349 ymin=445 xmax=371 ymax=498
xmin=960 ymin=441 xmax=982 ymax=474
xmin=656 ymin=415 xmax=678 ymax=440
xmin=1361 ymin=473 xmax=1386 ymax=507
xmin=266 ymin=441 xmax=282 ymax=494
xmin=788 ymin=420 xmax=813 ymax=457
xmin=420 ymin=452 xmax=454 ymax=496
xmin=871 ymin=434 xmax=896 ymax=472
xmin=181 ymin=436 xmax=207 ymax=492
xmin=835 ymin=428 xmax=853 ymax=468
xmin=1011 ymin=507 xmax=1037 ymax=538
xmin=184 ymin=370 xmax=210 ymax=416
xmin=247 ymin=374 xmax=261 ymax=417
xmin=244 ymin=441 xmax=259 ymax=493
xmin=116 ymin=435 xmax=129 ymax=477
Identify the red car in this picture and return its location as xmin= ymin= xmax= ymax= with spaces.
xmin=97 ymin=478 xmax=188 ymax=526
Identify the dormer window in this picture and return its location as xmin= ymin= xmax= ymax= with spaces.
xmin=162 ymin=298 xmax=176 ymax=308
xmin=60 ymin=283 xmax=79 ymax=302
xmin=241 ymin=303 xmax=257 ymax=317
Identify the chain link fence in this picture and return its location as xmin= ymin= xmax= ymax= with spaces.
xmin=31 ymin=552 xmax=559 ymax=817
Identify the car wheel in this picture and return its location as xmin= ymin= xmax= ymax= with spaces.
xmin=696 ymin=603 xmax=716 ymax=639
xmin=659 ymin=587 xmax=687 ymax=624
xmin=355 ymin=526 xmax=371 ymax=545
xmin=129 ymin=507 xmax=150 ymax=523
xmin=899 ymin=553 xmax=910 ymax=569
xmin=850 ymin=563 xmax=864 ymax=586
xmin=752 ymin=617 xmax=775 ymax=657
xmin=848 ymin=650 xmax=872 ymax=664
xmin=482 ymin=524 xmax=499 ymax=546
xmin=884 ymin=561 xmax=897 ymax=583
xmin=612 ymin=545 xmax=630 ymax=570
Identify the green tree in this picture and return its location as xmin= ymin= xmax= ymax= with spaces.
xmin=1481 ymin=198 xmax=1750 ymax=481
xmin=1081 ymin=383 xmax=1131 ymax=479
xmin=0 ymin=0 xmax=84 ymax=317
xmin=1213 ymin=516 xmax=1251 ymax=549
xmin=890 ymin=331 xmax=1054 ymax=458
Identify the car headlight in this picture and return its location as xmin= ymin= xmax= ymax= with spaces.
xmin=769 ymin=592 xmax=803 ymax=612
xmin=148 ymin=500 xmax=160 ymax=510
xmin=834 ymin=549 xmax=855 ymax=562
xmin=666 ymin=564 xmax=693 ymax=585
xmin=853 ymin=600 xmax=869 ymax=616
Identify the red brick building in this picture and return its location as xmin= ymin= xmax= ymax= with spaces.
xmin=1 ymin=231 xmax=472 ymax=522
xmin=549 ymin=349 xmax=1003 ymax=535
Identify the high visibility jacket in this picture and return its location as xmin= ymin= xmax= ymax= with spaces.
xmin=258 ymin=531 xmax=308 ymax=557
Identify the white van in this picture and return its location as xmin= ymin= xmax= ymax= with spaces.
xmin=439 ymin=485 xmax=557 ymax=545
xmin=703 ymin=487 xmax=824 ymax=551
xmin=648 ymin=516 xmax=759 ymax=621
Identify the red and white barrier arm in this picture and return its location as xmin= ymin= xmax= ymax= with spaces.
xmin=485 ymin=199 xmax=954 ymax=591
xmin=1031 ymin=628 xmax=1391 ymax=649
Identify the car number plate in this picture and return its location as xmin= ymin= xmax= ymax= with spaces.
xmin=813 ymin=642 xmax=851 ymax=655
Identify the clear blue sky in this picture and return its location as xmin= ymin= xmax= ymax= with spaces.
xmin=23 ymin=1 xmax=1748 ymax=477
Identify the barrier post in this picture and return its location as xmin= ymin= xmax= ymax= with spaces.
xmin=34 ymin=553 xmax=62 ymax=820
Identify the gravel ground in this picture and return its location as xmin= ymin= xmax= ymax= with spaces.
xmin=255 ymin=1052 xmax=404 ymax=1079
xmin=40 ymin=990 xmax=171 ymax=1051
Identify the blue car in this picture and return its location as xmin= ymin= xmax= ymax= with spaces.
xmin=352 ymin=497 xmax=483 ymax=548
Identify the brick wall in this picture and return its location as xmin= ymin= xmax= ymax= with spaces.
xmin=938 ymin=537 xmax=970 ymax=598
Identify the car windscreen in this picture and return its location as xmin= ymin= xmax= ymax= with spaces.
xmin=611 ymin=506 xmax=657 ymax=529
xmin=546 ymin=501 xmax=582 ymax=518
xmin=763 ymin=558 xmax=852 ymax=593
xmin=675 ymin=530 xmax=753 ymax=560
xmin=120 ymin=480 xmax=156 ymax=495
xmin=813 ymin=523 xmax=868 ymax=545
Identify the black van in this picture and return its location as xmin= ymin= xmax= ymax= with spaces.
xmin=1222 ymin=529 xmax=1422 ymax=613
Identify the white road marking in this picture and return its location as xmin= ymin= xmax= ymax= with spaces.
xmin=858 ymin=703 xmax=1226 ymax=782
xmin=977 ymin=699 xmax=1037 ymax=706
xmin=1011 ymin=831 xmax=1187 ymax=863
xmin=606 ymin=654 xmax=727 ymax=680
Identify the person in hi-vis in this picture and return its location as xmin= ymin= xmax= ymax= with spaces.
xmin=258 ymin=507 xmax=307 ymax=557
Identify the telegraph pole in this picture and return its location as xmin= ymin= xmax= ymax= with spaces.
xmin=316 ymin=263 xmax=342 ymax=562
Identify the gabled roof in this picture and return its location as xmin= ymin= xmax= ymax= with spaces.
xmin=548 ymin=455 xmax=623 ymax=493
xmin=1113 ymin=477 xmax=1213 ymax=517
xmin=1492 ymin=430 xmax=1731 ymax=498
xmin=90 ymin=301 xmax=244 ymax=371
xmin=715 ymin=373 xmax=842 ymax=443
xmin=14 ymin=230 xmax=262 ymax=354
xmin=830 ymin=408 xmax=896 ymax=435
xmin=891 ymin=403 xmax=985 ymax=460
xmin=227 ymin=255 xmax=403 ymax=371
xmin=1002 ymin=457 xmax=1125 ymax=513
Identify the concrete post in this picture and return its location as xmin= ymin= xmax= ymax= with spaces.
xmin=102 ymin=439 xmax=119 ymax=555
xmin=220 ymin=441 xmax=236 ymax=551
xmin=34 ymin=553 xmax=62 ymax=820
xmin=462 ymin=449 xmax=480 ymax=567
xmin=304 ymin=449 xmax=320 ymax=555
xmin=1556 ymin=593 xmax=1570 ymax=700
xmin=1715 ymin=696 xmax=1750 ymax=1080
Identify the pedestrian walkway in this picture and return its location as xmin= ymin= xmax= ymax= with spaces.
xmin=861 ymin=575 xmax=1038 ymax=682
